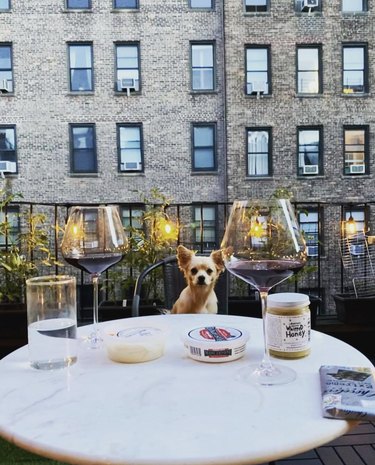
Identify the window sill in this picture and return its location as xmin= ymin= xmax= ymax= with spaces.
xmin=117 ymin=171 xmax=145 ymax=176
xmin=343 ymin=173 xmax=370 ymax=177
xmin=295 ymin=93 xmax=323 ymax=98
xmin=191 ymin=170 xmax=218 ymax=175
xmin=61 ymin=9 xmax=92 ymax=13
xmin=342 ymin=12 xmax=368 ymax=16
xmin=189 ymin=8 xmax=215 ymax=12
xmin=297 ymin=175 xmax=325 ymax=179
xmin=114 ymin=91 xmax=141 ymax=96
xmin=66 ymin=92 xmax=95 ymax=96
xmin=245 ymin=93 xmax=272 ymax=99
xmin=295 ymin=11 xmax=322 ymax=17
xmin=243 ymin=12 xmax=271 ymax=17
xmin=341 ymin=92 xmax=370 ymax=98
xmin=69 ymin=173 xmax=98 ymax=177
xmin=0 ymin=92 xmax=14 ymax=97
xmin=190 ymin=90 xmax=218 ymax=95
xmin=111 ymin=8 xmax=140 ymax=13
xmin=245 ymin=176 xmax=273 ymax=180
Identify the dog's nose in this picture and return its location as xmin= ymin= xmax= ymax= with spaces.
xmin=197 ymin=275 xmax=206 ymax=285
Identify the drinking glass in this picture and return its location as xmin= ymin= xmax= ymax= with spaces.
xmin=61 ymin=205 xmax=127 ymax=349
xmin=221 ymin=198 xmax=307 ymax=385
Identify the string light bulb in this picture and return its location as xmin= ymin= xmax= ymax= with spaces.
xmin=345 ymin=214 xmax=357 ymax=236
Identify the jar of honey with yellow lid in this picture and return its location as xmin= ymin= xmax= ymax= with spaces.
xmin=266 ymin=293 xmax=311 ymax=359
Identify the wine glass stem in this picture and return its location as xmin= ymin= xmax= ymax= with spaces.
xmin=260 ymin=291 xmax=273 ymax=370
xmin=92 ymin=273 xmax=100 ymax=340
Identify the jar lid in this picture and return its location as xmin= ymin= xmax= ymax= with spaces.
xmin=267 ymin=292 xmax=310 ymax=308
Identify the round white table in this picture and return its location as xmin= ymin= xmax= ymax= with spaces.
xmin=0 ymin=314 xmax=372 ymax=465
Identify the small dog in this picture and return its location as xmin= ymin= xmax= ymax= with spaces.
xmin=171 ymin=245 xmax=225 ymax=314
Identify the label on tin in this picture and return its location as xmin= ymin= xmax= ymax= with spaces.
xmin=267 ymin=313 xmax=311 ymax=353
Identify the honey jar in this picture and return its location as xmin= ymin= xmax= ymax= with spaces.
xmin=266 ymin=293 xmax=311 ymax=359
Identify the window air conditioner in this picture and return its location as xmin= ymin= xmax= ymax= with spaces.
xmin=303 ymin=165 xmax=319 ymax=175
xmin=122 ymin=161 xmax=142 ymax=171
xmin=349 ymin=164 xmax=365 ymax=174
xmin=350 ymin=244 xmax=364 ymax=256
xmin=307 ymin=245 xmax=319 ymax=257
xmin=0 ymin=79 xmax=10 ymax=93
xmin=120 ymin=78 xmax=137 ymax=96
xmin=0 ymin=161 xmax=16 ymax=173
xmin=302 ymin=0 xmax=319 ymax=11
xmin=248 ymin=81 xmax=267 ymax=94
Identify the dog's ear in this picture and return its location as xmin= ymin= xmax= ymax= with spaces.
xmin=210 ymin=249 xmax=225 ymax=273
xmin=177 ymin=245 xmax=195 ymax=269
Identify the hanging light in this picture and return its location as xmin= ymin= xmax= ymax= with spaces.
xmin=249 ymin=217 xmax=264 ymax=238
xmin=345 ymin=214 xmax=357 ymax=236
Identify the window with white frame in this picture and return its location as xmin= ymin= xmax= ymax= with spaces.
xmin=244 ymin=0 xmax=269 ymax=12
xmin=70 ymin=124 xmax=97 ymax=173
xmin=246 ymin=46 xmax=270 ymax=95
xmin=116 ymin=43 xmax=140 ymax=93
xmin=190 ymin=0 xmax=213 ymax=8
xmin=297 ymin=45 xmax=321 ymax=94
xmin=299 ymin=209 xmax=320 ymax=257
xmin=114 ymin=0 xmax=139 ymax=8
xmin=246 ymin=128 xmax=271 ymax=176
xmin=0 ymin=0 xmax=10 ymax=10
xmin=0 ymin=126 xmax=16 ymax=169
xmin=0 ymin=44 xmax=13 ymax=93
xmin=342 ymin=44 xmax=367 ymax=94
xmin=344 ymin=126 xmax=368 ymax=175
xmin=298 ymin=127 xmax=321 ymax=176
xmin=118 ymin=124 xmax=143 ymax=172
xmin=191 ymin=42 xmax=215 ymax=91
xmin=342 ymin=0 xmax=367 ymax=12
xmin=0 ymin=206 xmax=19 ymax=247
xmin=67 ymin=0 xmax=91 ymax=8
xmin=68 ymin=43 xmax=93 ymax=92
xmin=192 ymin=124 xmax=216 ymax=171
xmin=193 ymin=205 xmax=217 ymax=251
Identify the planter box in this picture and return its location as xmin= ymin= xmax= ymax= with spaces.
xmin=333 ymin=294 xmax=375 ymax=324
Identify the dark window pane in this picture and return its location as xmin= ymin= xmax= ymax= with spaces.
xmin=115 ymin=0 xmax=138 ymax=8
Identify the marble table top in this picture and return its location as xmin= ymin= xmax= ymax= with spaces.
xmin=0 ymin=314 xmax=373 ymax=465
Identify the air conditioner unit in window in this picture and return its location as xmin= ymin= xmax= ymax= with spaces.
xmin=302 ymin=0 xmax=319 ymax=11
xmin=248 ymin=81 xmax=267 ymax=95
xmin=120 ymin=78 xmax=137 ymax=96
xmin=0 ymin=79 xmax=10 ymax=93
xmin=0 ymin=161 xmax=16 ymax=173
xmin=350 ymin=164 xmax=365 ymax=174
xmin=122 ymin=161 xmax=142 ymax=171
xmin=350 ymin=244 xmax=365 ymax=256
xmin=303 ymin=165 xmax=319 ymax=175
xmin=307 ymin=245 xmax=319 ymax=257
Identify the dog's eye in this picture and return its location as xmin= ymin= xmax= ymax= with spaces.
xmin=191 ymin=267 xmax=198 ymax=275
xmin=207 ymin=268 xmax=213 ymax=275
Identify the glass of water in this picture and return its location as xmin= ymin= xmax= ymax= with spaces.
xmin=26 ymin=275 xmax=78 ymax=370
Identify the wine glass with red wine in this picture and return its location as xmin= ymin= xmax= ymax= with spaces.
xmin=221 ymin=198 xmax=307 ymax=385
xmin=61 ymin=205 xmax=127 ymax=349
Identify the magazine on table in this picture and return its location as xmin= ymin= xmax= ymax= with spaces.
xmin=320 ymin=365 xmax=375 ymax=420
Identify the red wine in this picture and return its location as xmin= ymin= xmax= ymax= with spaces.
xmin=64 ymin=253 xmax=123 ymax=274
xmin=226 ymin=259 xmax=304 ymax=292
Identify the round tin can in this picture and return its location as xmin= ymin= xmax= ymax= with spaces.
xmin=267 ymin=293 xmax=311 ymax=359
xmin=183 ymin=326 xmax=249 ymax=363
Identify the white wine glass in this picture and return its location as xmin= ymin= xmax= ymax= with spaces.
xmin=221 ymin=198 xmax=307 ymax=385
xmin=61 ymin=205 xmax=127 ymax=349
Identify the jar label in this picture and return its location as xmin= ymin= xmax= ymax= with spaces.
xmin=267 ymin=313 xmax=311 ymax=352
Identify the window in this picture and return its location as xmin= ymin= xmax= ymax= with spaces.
xmin=116 ymin=43 xmax=140 ymax=93
xmin=0 ymin=126 xmax=16 ymax=168
xmin=246 ymin=46 xmax=270 ymax=95
xmin=246 ymin=128 xmax=271 ymax=176
xmin=0 ymin=206 xmax=19 ymax=247
xmin=190 ymin=0 xmax=213 ymax=8
xmin=121 ymin=206 xmax=143 ymax=231
xmin=0 ymin=44 xmax=13 ymax=93
xmin=297 ymin=46 xmax=321 ymax=94
xmin=342 ymin=44 xmax=367 ymax=94
xmin=342 ymin=0 xmax=367 ymax=12
xmin=68 ymin=43 xmax=93 ymax=92
xmin=193 ymin=205 xmax=217 ymax=252
xmin=191 ymin=43 xmax=215 ymax=91
xmin=296 ymin=0 xmax=321 ymax=12
xmin=117 ymin=124 xmax=143 ymax=172
xmin=114 ymin=0 xmax=138 ymax=8
xmin=299 ymin=209 xmax=320 ymax=257
xmin=192 ymin=124 xmax=216 ymax=171
xmin=344 ymin=126 xmax=368 ymax=175
xmin=0 ymin=1 xmax=10 ymax=10
xmin=244 ymin=0 xmax=269 ymax=12
xmin=67 ymin=0 xmax=91 ymax=8
xmin=298 ymin=127 xmax=322 ymax=176
xmin=70 ymin=124 xmax=97 ymax=173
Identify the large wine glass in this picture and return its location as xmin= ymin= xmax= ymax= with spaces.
xmin=61 ymin=205 xmax=127 ymax=349
xmin=221 ymin=198 xmax=307 ymax=385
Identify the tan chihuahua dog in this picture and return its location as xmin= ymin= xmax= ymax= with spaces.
xmin=171 ymin=245 xmax=225 ymax=314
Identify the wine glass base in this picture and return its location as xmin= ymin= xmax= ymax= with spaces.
xmin=80 ymin=332 xmax=103 ymax=350
xmin=237 ymin=362 xmax=297 ymax=386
